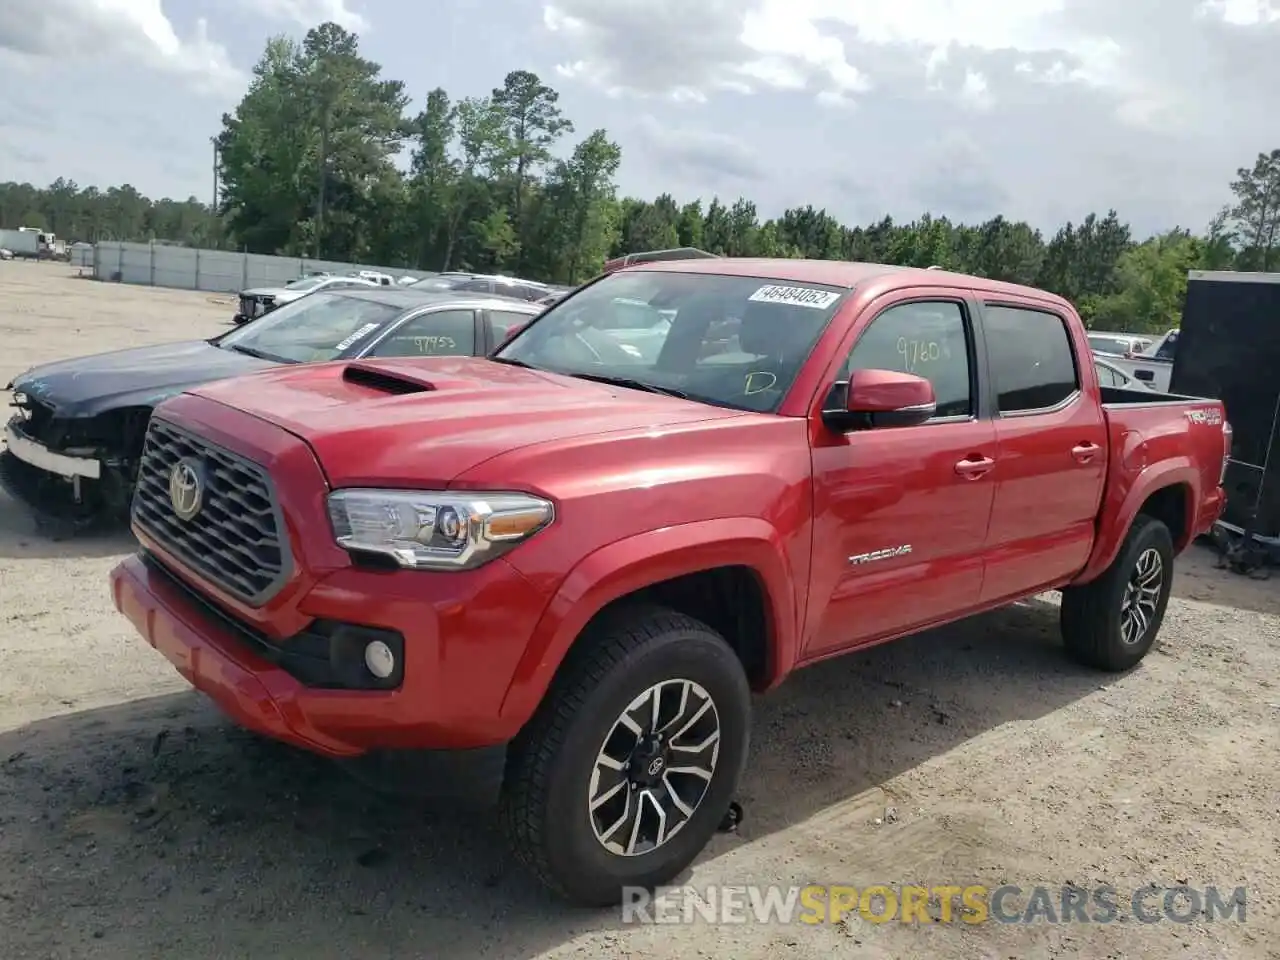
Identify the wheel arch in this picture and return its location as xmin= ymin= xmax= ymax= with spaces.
xmin=498 ymin=518 xmax=799 ymax=729
xmin=1074 ymin=461 xmax=1198 ymax=585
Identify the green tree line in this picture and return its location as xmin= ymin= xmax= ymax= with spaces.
xmin=2 ymin=21 xmax=1278 ymax=334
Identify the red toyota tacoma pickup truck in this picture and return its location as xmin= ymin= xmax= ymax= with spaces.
xmin=108 ymin=259 xmax=1229 ymax=906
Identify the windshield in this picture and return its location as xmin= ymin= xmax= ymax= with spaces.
xmin=284 ymin=276 xmax=327 ymax=292
xmin=217 ymin=292 xmax=403 ymax=363
xmin=494 ymin=271 xmax=846 ymax=412
xmin=410 ymin=277 xmax=464 ymax=291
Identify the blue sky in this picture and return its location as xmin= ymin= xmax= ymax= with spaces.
xmin=0 ymin=0 xmax=1276 ymax=236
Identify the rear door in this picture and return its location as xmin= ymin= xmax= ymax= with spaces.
xmin=805 ymin=288 xmax=997 ymax=657
xmin=977 ymin=300 xmax=1107 ymax=602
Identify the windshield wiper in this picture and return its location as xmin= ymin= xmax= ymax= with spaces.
xmin=489 ymin=356 xmax=535 ymax=369
xmin=225 ymin=344 xmax=292 ymax=363
xmin=567 ymin=372 xmax=688 ymax=399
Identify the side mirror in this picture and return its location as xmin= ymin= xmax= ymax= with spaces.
xmin=823 ymin=369 xmax=936 ymax=431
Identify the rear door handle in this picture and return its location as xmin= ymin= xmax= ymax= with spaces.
xmin=1072 ymin=442 xmax=1100 ymax=463
xmin=954 ymin=456 xmax=995 ymax=479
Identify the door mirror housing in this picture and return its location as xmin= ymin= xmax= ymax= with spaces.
xmin=823 ymin=369 xmax=937 ymax=431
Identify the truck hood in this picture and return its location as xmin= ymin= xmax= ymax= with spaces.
xmin=7 ymin=340 xmax=276 ymax=418
xmin=186 ymin=356 xmax=746 ymax=487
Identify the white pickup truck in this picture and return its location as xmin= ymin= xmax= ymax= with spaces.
xmin=1104 ymin=328 xmax=1179 ymax=392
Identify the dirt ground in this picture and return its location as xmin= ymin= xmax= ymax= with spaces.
xmin=1 ymin=260 xmax=1278 ymax=959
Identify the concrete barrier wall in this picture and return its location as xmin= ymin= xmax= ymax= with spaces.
xmin=90 ymin=242 xmax=433 ymax=293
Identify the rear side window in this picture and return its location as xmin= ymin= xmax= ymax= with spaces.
xmin=1094 ymin=362 xmax=1118 ymax=386
xmin=367 ymin=309 xmax=476 ymax=357
xmin=1154 ymin=331 xmax=1178 ymax=360
xmin=842 ymin=301 xmax=973 ymax=419
xmin=983 ymin=305 xmax=1079 ymax=412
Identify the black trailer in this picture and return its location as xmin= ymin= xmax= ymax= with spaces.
xmin=1169 ymin=269 xmax=1280 ymax=568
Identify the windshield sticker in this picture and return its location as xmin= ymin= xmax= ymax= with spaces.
xmin=335 ymin=323 xmax=381 ymax=351
xmin=747 ymin=285 xmax=840 ymax=309
xmin=412 ymin=336 xmax=457 ymax=354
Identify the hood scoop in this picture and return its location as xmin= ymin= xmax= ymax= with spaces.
xmin=341 ymin=362 xmax=436 ymax=395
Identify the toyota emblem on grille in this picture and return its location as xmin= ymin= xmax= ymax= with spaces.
xmin=168 ymin=458 xmax=204 ymax=521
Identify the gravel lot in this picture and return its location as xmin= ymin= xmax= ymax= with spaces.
xmin=1 ymin=261 xmax=1278 ymax=959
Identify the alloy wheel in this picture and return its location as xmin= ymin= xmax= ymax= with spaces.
xmin=588 ymin=679 xmax=722 ymax=857
xmin=1120 ymin=546 xmax=1163 ymax=645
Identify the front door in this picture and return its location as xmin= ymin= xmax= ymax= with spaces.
xmin=805 ymin=293 xmax=997 ymax=658
xmin=977 ymin=301 xmax=1108 ymax=602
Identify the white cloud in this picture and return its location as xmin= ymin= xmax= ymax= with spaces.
xmin=545 ymin=0 xmax=1280 ymax=235
xmin=537 ymin=0 xmax=1184 ymax=123
xmin=1197 ymin=0 xmax=1280 ymax=24
xmin=0 ymin=0 xmax=243 ymax=95
xmin=958 ymin=69 xmax=993 ymax=111
xmin=245 ymin=0 xmax=371 ymax=32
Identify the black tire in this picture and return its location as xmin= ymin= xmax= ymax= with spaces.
xmin=1060 ymin=514 xmax=1174 ymax=671
xmin=499 ymin=604 xmax=751 ymax=907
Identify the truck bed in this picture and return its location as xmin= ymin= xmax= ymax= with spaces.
xmin=1099 ymin=386 xmax=1207 ymax=406
xmin=1094 ymin=386 xmax=1229 ymax=558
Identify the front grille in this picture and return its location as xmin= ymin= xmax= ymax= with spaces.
xmin=132 ymin=418 xmax=290 ymax=606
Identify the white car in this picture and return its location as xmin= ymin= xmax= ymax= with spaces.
xmin=1102 ymin=328 xmax=1178 ymax=391
xmin=1095 ymin=357 xmax=1155 ymax=391
xmin=233 ymin=274 xmax=380 ymax=325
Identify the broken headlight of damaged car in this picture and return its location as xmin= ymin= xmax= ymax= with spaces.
xmin=326 ymin=489 xmax=554 ymax=570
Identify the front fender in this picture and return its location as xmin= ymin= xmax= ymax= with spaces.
xmin=1073 ymin=457 xmax=1200 ymax=584
xmin=497 ymin=517 xmax=798 ymax=729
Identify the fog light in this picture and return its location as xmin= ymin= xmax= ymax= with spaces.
xmin=364 ymin=639 xmax=396 ymax=679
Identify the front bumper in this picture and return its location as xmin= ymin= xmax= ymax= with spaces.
xmin=110 ymin=546 xmax=552 ymax=757
xmin=4 ymin=418 xmax=101 ymax=478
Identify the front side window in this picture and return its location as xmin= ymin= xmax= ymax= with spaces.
xmin=842 ymin=301 xmax=973 ymax=419
xmin=367 ymin=309 xmax=477 ymax=357
xmin=218 ymin=293 xmax=403 ymax=363
xmin=495 ymin=271 xmax=847 ymax=412
xmin=983 ymin=304 xmax=1079 ymax=413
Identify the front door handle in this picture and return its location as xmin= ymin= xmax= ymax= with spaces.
xmin=1071 ymin=442 xmax=1100 ymax=463
xmin=955 ymin=456 xmax=995 ymax=479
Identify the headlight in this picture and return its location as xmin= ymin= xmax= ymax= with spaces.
xmin=326 ymin=489 xmax=554 ymax=570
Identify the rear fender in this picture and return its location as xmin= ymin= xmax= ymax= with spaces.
xmin=1073 ymin=458 xmax=1199 ymax=584
xmin=498 ymin=517 xmax=798 ymax=728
